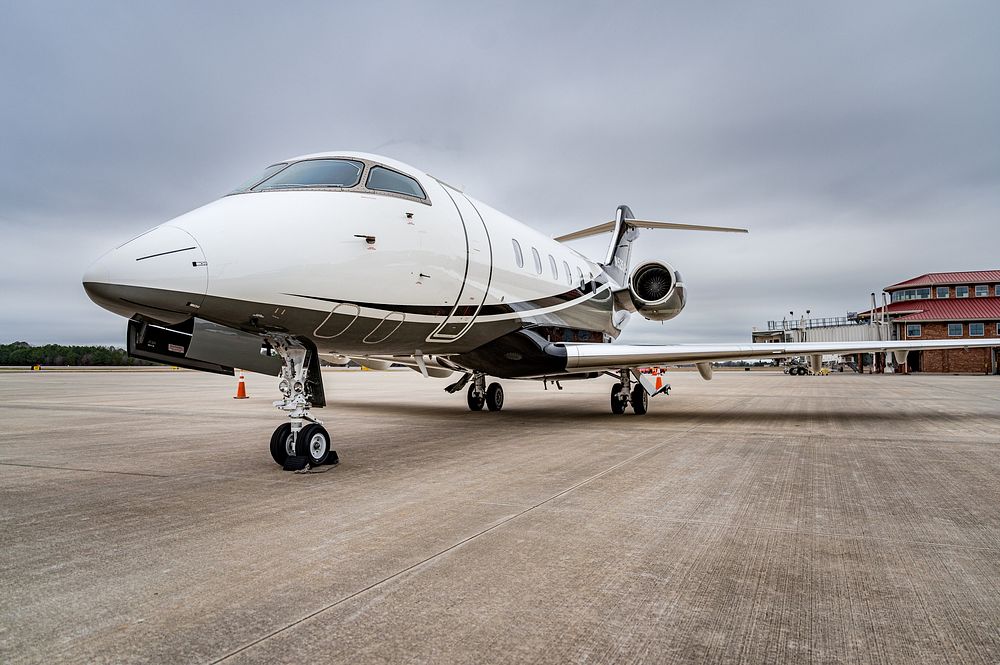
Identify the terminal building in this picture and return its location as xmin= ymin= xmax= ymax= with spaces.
xmin=857 ymin=270 xmax=1000 ymax=374
xmin=752 ymin=269 xmax=1000 ymax=374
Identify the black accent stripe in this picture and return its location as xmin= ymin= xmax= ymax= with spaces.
xmin=284 ymin=287 xmax=601 ymax=317
xmin=135 ymin=246 xmax=197 ymax=261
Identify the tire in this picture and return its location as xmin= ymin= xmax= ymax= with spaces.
xmin=269 ymin=423 xmax=293 ymax=466
xmin=467 ymin=384 xmax=485 ymax=411
xmin=296 ymin=424 xmax=330 ymax=466
xmin=486 ymin=382 xmax=504 ymax=412
xmin=610 ymin=383 xmax=626 ymax=414
xmin=631 ymin=384 xmax=648 ymax=415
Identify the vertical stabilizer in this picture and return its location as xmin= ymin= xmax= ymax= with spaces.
xmin=602 ymin=205 xmax=639 ymax=284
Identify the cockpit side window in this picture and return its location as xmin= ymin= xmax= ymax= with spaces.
xmin=366 ymin=166 xmax=427 ymax=200
xmin=229 ymin=162 xmax=289 ymax=194
xmin=251 ymin=159 xmax=364 ymax=191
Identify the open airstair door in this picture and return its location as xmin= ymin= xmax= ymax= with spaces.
xmin=425 ymin=188 xmax=493 ymax=343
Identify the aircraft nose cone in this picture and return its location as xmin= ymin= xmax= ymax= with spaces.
xmin=82 ymin=225 xmax=209 ymax=323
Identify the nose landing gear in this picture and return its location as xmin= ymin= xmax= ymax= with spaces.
xmin=265 ymin=334 xmax=337 ymax=471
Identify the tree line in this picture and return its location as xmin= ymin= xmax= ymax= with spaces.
xmin=0 ymin=342 xmax=157 ymax=366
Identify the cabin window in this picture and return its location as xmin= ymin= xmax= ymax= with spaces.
xmin=366 ymin=166 xmax=426 ymax=199
xmin=975 ymin=285 xmax=988 ymax=297
xmin=956 ymin=286 xmax=969 ymax=297
xmin=512 ymin=239 xmax=523 ymax=268
xmin=531 ymin=247 xmax=542 ymax=274
xmin=948 ymin=323 xmax=963 ymax=336
xmin=970 ymin=322 xmax=985 ymax=336
xmin=562 ymin=261 xmax=572 ymax=285
xmin=252 ymin=158 xmax=364 ymax=191
xmin=936 ymin=286 xmax=949 ymax=298
xmin=905 ymin=324 xmax=921 ymax=337
xmin=548 ymin=255 xmax=559 ymax=280
xmin=574 ymin=266 xmax=584 ymax=286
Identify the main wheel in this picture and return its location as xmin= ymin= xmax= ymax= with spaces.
xmin=610 ymin=383 xmax=627 ymax=414
xmin=296 ymin=424 xmax=331 ymax=466
xmin=467 ymin=384 xmax=485 ymax=411
xmin=269 ymin=423 xmax=294 ymax=466
xmin=486 ymin=382 xmax=504 ymax=412
xmin=631 ymin=384 xmax=648 ymax=415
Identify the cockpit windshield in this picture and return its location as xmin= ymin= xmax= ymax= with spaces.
xmin=251 ymin=159 xmax=364 ymax=191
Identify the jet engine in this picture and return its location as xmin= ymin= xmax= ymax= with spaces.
xmin=620 ymin=261 xmax=686 ymax=321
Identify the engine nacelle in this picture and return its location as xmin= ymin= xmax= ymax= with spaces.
xmin=622 ymin=261 xmax=686 ymax=322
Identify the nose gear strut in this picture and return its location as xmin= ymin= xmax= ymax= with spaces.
xmin=265 ymin=334 xmax=336 ymax=470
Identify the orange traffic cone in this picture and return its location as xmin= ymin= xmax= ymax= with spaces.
xmin=233 ymin=370 xmax=249 ymax=399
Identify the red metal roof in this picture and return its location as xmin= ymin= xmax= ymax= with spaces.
xmin=862 ymin=297 xmax=1000 ymax=322
xmin=886 ymin=270 xmax=1000 ymax=290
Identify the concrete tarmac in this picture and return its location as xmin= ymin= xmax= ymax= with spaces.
xmin=1 ymin=369 xmax=999 ymax=664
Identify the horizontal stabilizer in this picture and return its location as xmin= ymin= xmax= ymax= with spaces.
xmin=555 ymin=219 xmax=748 ymax=242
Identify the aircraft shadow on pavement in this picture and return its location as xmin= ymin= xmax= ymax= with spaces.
xmin=333 ymin=399 xmax=999 ymax=425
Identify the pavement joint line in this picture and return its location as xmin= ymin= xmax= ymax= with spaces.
xmin=0 ymin=461 xmax=170 ymax=478
xmin=209 ymin=423 xmax=704 ymax=664
xmin=539 ymin=505 xmax=1000 ymax=553
xmin=901 ymin=377 xmax=1000 ymax=402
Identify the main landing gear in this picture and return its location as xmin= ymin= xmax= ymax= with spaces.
xmin=460 ymin=372 xmax=504 ymax=412
xmin=610 ymin=369 xmax=648 ymax=415
xmin=265 ymin=335 xmax=338 ymax=470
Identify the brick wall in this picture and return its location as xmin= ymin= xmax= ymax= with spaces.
xmin=903 ymin=322 xmax=996 ymax=373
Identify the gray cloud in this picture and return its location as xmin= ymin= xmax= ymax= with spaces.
xmin=1 ymin=1 xmax=998 ymax=345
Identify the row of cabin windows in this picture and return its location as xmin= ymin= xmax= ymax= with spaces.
xmin=892 ymin=285 xmax=1000 ymax=301
xmin=511 ymin=239 xmax=586 ymax=286
xmin=905 ymin=323 xmax=999 ymax=338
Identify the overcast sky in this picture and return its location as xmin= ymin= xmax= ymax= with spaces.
xmin=1 ymin=1 xmax=998 ymax=346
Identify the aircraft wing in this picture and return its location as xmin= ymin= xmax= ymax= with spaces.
xmin=560 ymin=338 xmax=1000 ymax=372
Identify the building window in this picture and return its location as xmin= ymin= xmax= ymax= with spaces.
xmin=906 ymin=324 xmax=922 ymax=337
xmin=948 ymin=323 xmax=963 ymax=336
xmin=956 ymin=286 xmax=969 ymax=298
xmin=975 ymin=285 xmax=988 ymax=297
xmin=997 ymin=322 xmax=1000 ymax=336
xmin=531 ymin=247 xmax=542 ymax=274
xmin=512 ymin=239 xmax=523 ymax=268
xmin=891 ymin=287 xmax=931 ymax=302
xmin=995 ymin=285 xmax=1000 ymax=296
xmin=936 ymin=286 xmax=949 ymax=298
xmin=970 ymin=322 xmax=985 ymax=336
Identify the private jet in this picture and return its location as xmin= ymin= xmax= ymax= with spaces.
xmin=82 ymin=152 xmax=1000 ymax=469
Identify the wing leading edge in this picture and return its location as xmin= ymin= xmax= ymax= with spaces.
xmin=560 ymin=338 xmax=1000 ymax=372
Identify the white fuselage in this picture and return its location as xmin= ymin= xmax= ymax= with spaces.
xmin=83 ymin=152 xmax=620 ymax=365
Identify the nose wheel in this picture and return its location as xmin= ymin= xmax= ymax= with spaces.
xmin=269 ymin=423 xmax=295 ymax=465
